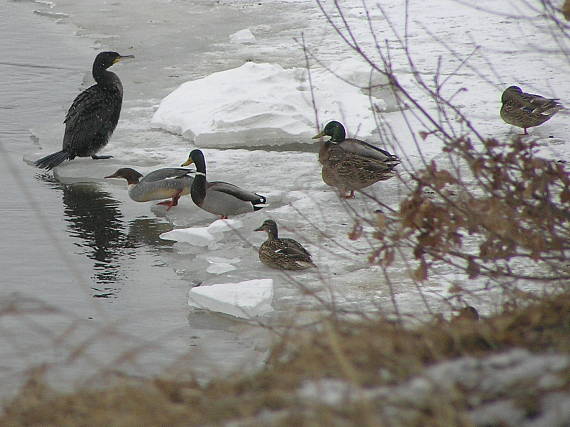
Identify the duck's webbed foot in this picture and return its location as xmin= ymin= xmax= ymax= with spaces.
xmin=157 ymin=190 xmax=183 ymax=211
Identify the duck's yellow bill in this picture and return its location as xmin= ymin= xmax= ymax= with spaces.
xmin=181 ymin=158 xmax=194 ymax=167
xmin=312 ymin=130 xmax=326 ymax=139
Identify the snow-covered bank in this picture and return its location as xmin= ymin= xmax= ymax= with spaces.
xmin=298 ymin=349 xmax=570 ymax=427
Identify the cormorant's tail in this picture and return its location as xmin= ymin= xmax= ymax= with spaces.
xmin=35 ymin=150 xmax=70 ymax=170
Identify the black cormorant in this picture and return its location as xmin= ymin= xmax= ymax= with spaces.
xmin=35 ymin=51 xmax=134 ymax=170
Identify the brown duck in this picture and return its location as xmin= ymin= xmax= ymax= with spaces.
xmin=254 ymin=220 xmax=316 ymax=270
xmin=500 ymin=86 xmax=563 ymax=134
xmin=312 ymin=121 xmax=400 ymax=198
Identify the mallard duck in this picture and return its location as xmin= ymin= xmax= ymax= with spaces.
xmin=312 ymin=121 xmax=400 ymax=198
xmin=500 ymin=86 xmax=563 ymax=134
xmin=105 ymin=167 xmax=193 ymax=210
xmin=254 ymin=220 xmax=316 ymax=270
xmin=181 ymin=149 xmax=267 ymax=219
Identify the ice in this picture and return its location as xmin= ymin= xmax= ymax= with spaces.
xmin=160 ymin=219 xmax=243 ymax=248
xmin=230 ymin=28 xmax=256 ymax=44
xmin=206 ymin=262 xmax=236 ymax=274
xmin=151 ymin=61 xmax=387 ymax=148
xmin=206 ymin=256 xmax=240 ymax=275
xmin=188 ymin=279 xmax=274 ymax=319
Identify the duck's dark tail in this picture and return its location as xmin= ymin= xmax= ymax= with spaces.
xmin=35 ymin=150 xmax=70 ymax=170
xmin=252 ymin=194 xmax=267 ymax=211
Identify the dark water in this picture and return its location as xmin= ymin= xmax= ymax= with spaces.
xmin=0 ymin=1 xmax=190 ymax=395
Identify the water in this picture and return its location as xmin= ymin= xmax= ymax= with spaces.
xmin=0 ymin=0 xmax=292 ymax=397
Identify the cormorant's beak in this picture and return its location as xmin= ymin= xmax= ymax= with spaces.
xmin=181 ymin=158 xmax=194 ymax=167
xmin=312 ymin=130 xmax=326 ymax=139
xmin=113 ymin=54 xmax=135 ymax=64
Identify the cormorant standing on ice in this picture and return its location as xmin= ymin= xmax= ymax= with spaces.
xmin=35 ymin=51 xmax=134 ymax=170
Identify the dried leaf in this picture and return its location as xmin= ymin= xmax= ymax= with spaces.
xmin=466 ymin=258 xmax=480 ymax=280
xmin=413 ymin=260 xmax=428 ymax=281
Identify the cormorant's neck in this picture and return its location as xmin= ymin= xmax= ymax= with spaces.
xmin=92 ymin=64 xmax=115 ymax=86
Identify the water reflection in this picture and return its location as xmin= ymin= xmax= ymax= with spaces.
xmin=35 ymin=174 xmax=174 ymax=294
xmin=61 ymin=182 xmax=132 ymax=288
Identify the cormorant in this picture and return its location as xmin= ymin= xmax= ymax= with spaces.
xmin=35 ymin=51 xmax=134 ymax=170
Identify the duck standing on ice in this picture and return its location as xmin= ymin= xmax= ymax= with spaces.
xmin=500 ymin=86 xmax=563 ymax=135
xmin=105 ymin=167 xmax=194 ymax=210
xmin=181 ymin=149 xmax=267 ymax=219
xmin=312 ymin=121 xmax=400 ymax=198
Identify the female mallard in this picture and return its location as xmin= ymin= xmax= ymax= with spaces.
xmin=500 ymin=86 xmax=563 ymax=135
xmin=181 ymin=149 xmax=267 ymax=219
xmin=312 ymin=121 xmax=400 ymax=198
xmin=254 ymin=220 xmax=315 ymax=270
xmin=105 ymin=167 xmax=193 ymax=210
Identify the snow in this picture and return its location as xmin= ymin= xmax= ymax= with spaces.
xmin=297 ymin=349 xmax=570 ymax=426
xmin=188 ymin=279 xmax=274 ymax=319
xmin=150 ymin=61 xmax=386 ymax=148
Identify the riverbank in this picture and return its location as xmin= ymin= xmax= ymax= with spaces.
xmin=2 ymin=291 xmax=569 ymax=426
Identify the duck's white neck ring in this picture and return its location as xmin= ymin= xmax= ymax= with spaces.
xmin=195 ymin=172 xmax=206 ymax=177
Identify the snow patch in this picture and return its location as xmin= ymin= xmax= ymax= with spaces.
xmin=151 ymin=61 xmax=387 ymax=148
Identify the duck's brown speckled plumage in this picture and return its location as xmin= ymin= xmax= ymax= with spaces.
xmin=500 ymin=86 xmax=563 ymax=134
xmin=313 ymin=121 xmax=400 ymax=198
xmin=255 ymin=220 xmax=315 ymax=270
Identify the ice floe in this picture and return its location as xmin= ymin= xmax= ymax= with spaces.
xmin=230 ymin=28 xmax=256 ymax=44
xmin=151 ymin=61 xmax=387 ymax=148
xmin=160 ymin=219 xmax=242 ymax=248
xmin=188 ymin=278 xmax=274 ymax=319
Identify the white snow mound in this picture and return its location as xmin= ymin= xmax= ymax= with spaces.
xmin=160 ymin=219 xmax=242 ymax=247
xmin=188 ymin=278 xmax=274 ymax=318
xmin=151 ymin=61 xmax=387 ymax=148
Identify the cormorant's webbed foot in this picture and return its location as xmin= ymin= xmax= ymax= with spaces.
xmin=92 ymin=154 xmax=113 ymax=160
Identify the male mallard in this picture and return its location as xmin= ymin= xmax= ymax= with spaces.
xmin=254 ymin=219 xmax=316 ymax=270
xmin=312 ymin=121 xmax=400 ymax=198
xmin=500 ymin=86 xmax=563 ymax=135
xmin=181 ymin=149 xmax=267 ymax=219
xmin=105 ymin=167 xmax=194 ymax=210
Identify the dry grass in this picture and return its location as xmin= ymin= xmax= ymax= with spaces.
xmin=2 ymin=291 xmax=569 ymax=426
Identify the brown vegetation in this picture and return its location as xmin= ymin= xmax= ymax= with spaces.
xmin=2 ymin=292 xmax=569 ymax=426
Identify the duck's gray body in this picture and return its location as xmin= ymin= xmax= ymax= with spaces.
xmin=182 ymin=149 xmax=267 ymax=218
xmin=128 ymin=168 xmax=194 ymax=202
xmin=193 ymin=178 xmax=266 ymax=217
xmin=335 ymin=138 xmax=399 ymax=164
